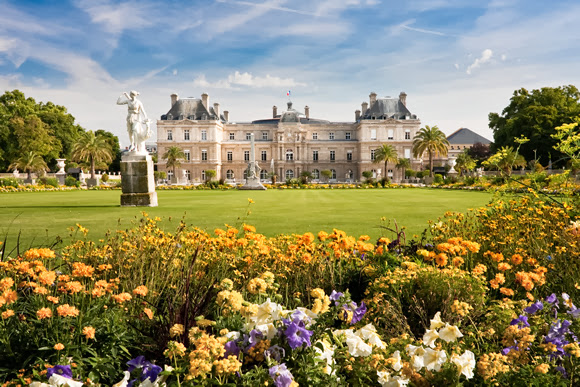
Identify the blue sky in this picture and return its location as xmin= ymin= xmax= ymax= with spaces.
xmin=1 ymin=0 xmax=579 ymax=147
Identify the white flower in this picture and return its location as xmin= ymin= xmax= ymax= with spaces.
xmin=112 ymin=371 xmax=130 ymax=387
xmin=314 ymin=339 xmax=336 ymax=375
xmin=31 ymin=374 xmax=85 ymax=387
xmin=438 ymin=323 xmax=464 ymax=343
xmin=451 ymin=350 xmax=476 ymax=379
xmin=225 ymin=331 xmax=241 ymax=341
xmin=254 ymin=298 xmax=284 ymax=324
xmin=345 ymin=332 xmax=373 ymax=357
xmin=355 ymin=323 xmax=386 ymax=349
xmin=377 ymin=370 xmax=409 ymax=386
xmin=406 ymin=344 xmax=427 ymax=371
xmin=389 ymin=350 xmax=403 ymax=371
xmin=422 ymin=328 xmax=439 ymax=348
xmin=429 ymin=311 xmax=445 ymax=329
xmin=423 ymin=348 xmax=447 ymax=371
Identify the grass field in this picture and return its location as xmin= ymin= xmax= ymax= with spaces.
xmin=0 ymin=188 xmax=493 ymax=254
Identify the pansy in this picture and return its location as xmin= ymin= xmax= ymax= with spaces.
xmin=265 ymin=345 xmax=286 ymax=363
xmin=46 ymin=365 xmax=72 ymax=379
xmin=269 ymin=363 xmax=294 ymax=387
xmin=329 ymin=290 xmax=344 ymax=303
xmin=524 ymin=301 xmax=544 ymax=314
xmin=510 ymin=315 xmax=530 ymax=329
xmin=283 ymin=319 xmax=313 ymax=349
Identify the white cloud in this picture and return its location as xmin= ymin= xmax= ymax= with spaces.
xmin=216 ymin=0 xmax=317 ymax=16
xmin=172 ymin=69 xmax=178 ymax=76
xmin=501 ymin=54 xmax=507 ymax=61
xmin=194 ymin=71 xmax=306 ymax=89
xmin=466 ymin=48 xmax=493 ymax=74
xmin=75 ymin=0 xmax=155 ymax=35
xmin=454 ymin=63 xmax=459 ymax=69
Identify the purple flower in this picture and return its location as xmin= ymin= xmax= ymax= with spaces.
xmin=352 ymin=301 xmax=367 ymax=324
xmin=283 ymin=320 xmax=313 ymax=349
xmin=47 ymin=365 xmax=72 ymax=379
xmin=224 ymin=340 xmax=241 ymax=357
xmin=269 ymin=363 xmax=294 ymax=387
xmin=290 ymin=309 xmax=312 ymax=324
xmin=524 ymin=301 xmax=544 ymax=315
xmin=127 ymin=356 xmax=147 ymax=372
xmin=126 ymin=356 xmax=161 ymax=383
xmin=510 ymin=315 xmax=530 ymax=329
xmin=568 ymin=307 xmax=580 ymax=319
xmin=329 ymin=290 xmax=343 ymax=304
xmin=265 ymin=345 xmax=286 ymax=362
xmin=546 ymin=293 xmax=559 ymax=306
xmin=249 ymin=329 xmax=264 ymax=346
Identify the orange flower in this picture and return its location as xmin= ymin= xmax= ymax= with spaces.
xmin=82 ymin=326 xmax=96 ymax=340
xmin=132 ymin=285 xmax=148 ymax=297
xmin=57 ymin=304 xmax=80 ymax=318
xmin=47 ymin=296 xmax=59 ymax=304
xmin=0 ymin=277 xmax=14 ymax=291
xmin=452 ymin=257 xmax=464 ymax=267
xmin=72 ymin=262 xmax=95 ymax=278
xmin=38 ymin=271 xmax=56 ymax=286
xmin=63 ymin=281 xmax=84 ymax=294
xmin=2 ymin=290 xmax=17 ymax=305
xmin=111 ymin=292 xmax=132 ymax=304
xmin=34 ymin=287 xmax=48 ymax=295
xmin=317 ymin=231 xmax=329 ymax=241
xmin=511 ymin=254 xmax=523 ymax=265
xmin=54 ymin=343 xmax=64 ymax=351
xmin=500 ymin=288 xmax=515 ymax=297
xmin=144 ymin=308 xmax=154 ymax=320
xmin=37 ymin=307 xmax=53 ymax=320
xmin=243 ymin=224 xmax=256 ymax=233
xmin=435 ymin=253 xmax=448 ymax=267
xmin=1 ymin=310 xmax=14 ymax=319
xmin=497 ymin=262 xmax=512 ymax=271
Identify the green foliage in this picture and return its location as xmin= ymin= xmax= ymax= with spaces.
xmin=9 ymin=151 xmax=49 ymax=180
xmin=361 ymin=170 xmax=374 ymax=184
xmin=405 ymin=168 xmax=416 ymax=178
xmin=467 ymin=142 xmax=492 ymax=167
xmin=162 ymin=146 xmax=185 ymax=176
xmin=373 ymin=144 xmax=398 ymax=176
xmin=483 ymin=146 xmax=527 ymax=177
xmin=65 ymin=176 xmax=80 ymax=187
xmin=71 ymin=131 xmax=114 ymax=180
xmin=205 ymin=169 xmax=217 ymax=183
xmin=433 ymin=173 xmax=444 ymax=184
xmin=320 ymin=169 xmax=332 ymax=181
xmin=0 ymin=177 xmax=20 ymax=187
xmin=101 ymin=173 xmax=109 ymax=183
xmin=490 ymin=85 xmax=580 ymax=167
xmin=455 ymin=150 xmax=477 ymax=176
xmin=95 ymin=129 xmax=121 ymax=172
xmin=38 ymin=177 xmax=59 ymax=187
xmin=412 ymin=125 xmax=449 ymax=177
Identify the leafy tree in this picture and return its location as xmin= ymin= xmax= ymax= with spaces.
xmin=205 ymin=169 xmax=216 ymax=183
xmin=454 ymin=150 xmax=476 ymax=176
xmin=321 ymin=169 xmax=332 ymax=182
xmin=483 ymin=146 xmax=526 ymax=178
xmin=467 ymin=142 xmax=492 ymax=167
xmin=162 ymin=146 xmax=185 ymax=177
xmin=362 ymin=170 xmax=374 ymax=183
xmin=373 ymin=144 xmax=398 ymax=179
xmin=396 ymin=157 xmax=411 ymax=179
xmin=300 ymin=171 xmax=312 ymax=184
xmin=11 ymin=115 xmax=61 ymax=160
xmin=37 ymin=101 xmax=85 ymax=161
xmin=95 ymin=129 xmax=122 ymax=172
xmin=412 ymin=125 xmax=449 ymax=177
xmin=490 ymin=85 xmax=580 ymax=167
xmin=9 ymin=151 xmax=48 ymax=180
xmin=71 ymin=131 xmax=113 ymax=179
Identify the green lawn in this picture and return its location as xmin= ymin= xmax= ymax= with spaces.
xmin=0 ymin=188 xmax=493 ymax=253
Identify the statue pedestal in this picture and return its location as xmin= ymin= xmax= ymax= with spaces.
xmin=56 ymin=172 xmax=66 ymax=186
xmin=120 ymin=153 xmax=158 ymax=207
xmin=239 ymin=177 xmax=266 ymax=190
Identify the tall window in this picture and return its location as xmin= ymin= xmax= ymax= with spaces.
xmin=227 ymin=151 xmax=233 ymax=161
xmin=201 ymin=150 xmax=207 ymax=161
xmin=329 ymin=132 xmax=335 ymax=140
xmin=226 ymin=170 xmax=234 ymax=179
xmin=345 ymin=132 xmax=351 ymax=140
xmin=312 ymin=169 xmax=320 ymax=180
xmin=201 ymin=170 xmax=206 ymax=181
xmin=286 ymin=149 xmax=294 ymax=161
xmin=167 ymin=130 xmax=173 ymax=141
xmin=262 ymin=132 xmax=268 ymax=140
xmin=261 ymin=150 xmax=267 ymax=161
xmin=244 ymin=151 xmax=250 ymax=161
xmin=404 ymin=148 xmax=411 ymax=159
xmin=260 ymin=170 xmax=268 ymax=180
xmin=184 ymin=150 xmax=190 ymax=161
xmin=312 ymin=150 xmax=318 ymax=161
xmin=405 ymin=130 xmax=411 ymax=140
xmin=185 ymin=170 xmax=191 ymax=180
xmin=229 ymin=132 xmax=235 ymax=140
xmin=330 ymin=169 xmax=336 ymax=179
xmin=285 ymin=169 xmax=294 ymax=179
xmin=201 ymin=130 xmax=207 ymax=141
xmin=387 ymin=129 xmax=394 ymax=140
xmin=330 ymin=150 xmax=335 ymax=161
xmin=371 ymin=149 xmax=376 ymax=160
xmin=347 ymin=150 xmax=353 ymax=161
xmin=312 ymin=132 xmax=318 ymax=140
xmin=184 ymin=129 xmax=190 ymax=140
xmin=246 ymin=132 xmax=252 ymax=140
xmin=370 ymin=129 xmax=376 ymax=140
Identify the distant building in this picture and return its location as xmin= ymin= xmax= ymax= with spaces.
xmin=447 ymin=128 xmax=491 ymax=159
xmin=156 ymin=92 xmax=423 ymax=183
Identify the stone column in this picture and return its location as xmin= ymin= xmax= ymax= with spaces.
xmin=55 ymin=158 xmax=66 ymax=185
xmin=239 ymin=133 xmax=266 ymax=190
xmin=120 ymin=153 xmax=158 ymax=206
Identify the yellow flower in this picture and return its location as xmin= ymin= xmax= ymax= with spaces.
xmin=534 ymin=364 xmax=549 ymax=374
xmin=170 ymin=323 xmax=185 ymax=337
xmin=144 ymin=308 xmax=154 ymax=320
xmin=82 ymin=326 xmax=96 ymax=339
xmin=248 ymin=198 xmax=255 ymax=204
xmin=133 ymin=285 xmax=149 ymax=297
xmin=310 ymin=288 xmax=325 ymax=299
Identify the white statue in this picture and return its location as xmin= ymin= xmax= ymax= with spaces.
xmin=116 ymin=90 xmax=151 ymax=154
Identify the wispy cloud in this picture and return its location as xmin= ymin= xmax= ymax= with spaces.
xmin=216 ymin=0 xmax=317 ymax=16
xmin=74 ymin=0 xmax=155 ymax=35
xmin=194 ymin=71 xmax=306 ymax=89
xmin=391 ymin=19 xmax=456 ymax=37
xmin=466 ymin=49 xmax=493 ymax=74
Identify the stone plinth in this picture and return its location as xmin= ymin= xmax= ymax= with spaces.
xmin=239 ymin=177 xmax=266 ymax=190
xmin=56 ymin=173 xmax=66 ymax=186
xmin=120 ymin=153 xmax=158 ymax=207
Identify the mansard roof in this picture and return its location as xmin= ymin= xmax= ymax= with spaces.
xmin=362 ymin=97 xmax=416 ymax=120
xmin=251 ymin=101 xmax=330 ymax=125
xmin=447 ymin=128 xmax=491 ymax=144
xmin=160 ymin=98 xmax=225 ymax=122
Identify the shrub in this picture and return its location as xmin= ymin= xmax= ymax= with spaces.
xmin=101 ymin=173 xmax=109 ymax=183
xmin=38 ymin=177 xmax=59 ymax=187
xmin=0 ymin=177 xmax=20 ymax=187
xmin=379 ymin=177 xmax=390 ymax=187
xmin=433 ymin=173 xmax=444 ymax=184
xmin=65 ymin=176 xmax=80 ymax=187
xmin=405 ymin=168 xmax=416 ymax=178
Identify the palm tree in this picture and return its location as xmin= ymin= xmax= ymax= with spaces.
xmin=71 ymin=131 xmax=113 ymax=179
xmin=396 ymin=157 xmax=411 ymax=180
xmin=412 ymin=125 xmax=449 ymax=177
xmin=373 ymin=144 xmax=398 ymax=179
xmin=162 ymin=146 xmax=185 ymax=178
xmin=454 ymin=150 xmax=476 ymax=176
xmin=9 ymin=151 xmax=48 ymax=180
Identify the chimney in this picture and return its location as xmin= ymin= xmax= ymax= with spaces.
xmin=369 ymin=92 xmax=377 ymax=107
xmin=362 ymin=102 xmax=368 ymax=114
xmin=399 ymin=91 xmax=407 ymax=106
xmin=305 ymin=105 xmax=310 ymax=119
xmin=223 ymin=110 xmax=229 ymax=122
xmin=273 ymin=105 xmax=278 ymax=118
xmin=201 ymin=93 xmax=209 ymax=109
xmin=213 ymin=103 xmax=220 ymax=119
xmin=170 ymin=93 xmax=179 ymax=107
xmin=355 ymin=109 xmax=361 ymax=121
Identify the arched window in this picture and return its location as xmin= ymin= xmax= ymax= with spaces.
xmin=201 ymin=170 xmax=206 ymax=181
xmin=330 ymin=169 xmax=336 ymax=179
xmin=285 ymin=169 xmax=294 ymax=179
xmin=226 ymin=170 xmax=234 ymax=179
xmin=286 ymin=149 xmax=294 ymax=161
xmin=346 ymin=169 xmax=353 ymax=179
xmin=185 ymin=170 xmax=191 ymax=181
xmin=260 ymin=170 xmax=268 ymax=180
xmin=312 ymin=169 xmax=320 ymax=180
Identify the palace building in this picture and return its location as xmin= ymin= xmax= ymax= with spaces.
xmin=156 ymin=92 xmax=423 ymax=183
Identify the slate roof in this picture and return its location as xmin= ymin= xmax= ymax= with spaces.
xmin=251 ymin=101 xmax=330 ymax=125
xmin=361 ymin=97 xmax=417 ymax=120
xmin=447 ymin=128 xmax=491 ymax=144
xmin=160 ymin=98 xmax=226 ymax=122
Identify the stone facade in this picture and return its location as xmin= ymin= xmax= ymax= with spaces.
xmin=156 ymin=92 xmax=422 ymax=183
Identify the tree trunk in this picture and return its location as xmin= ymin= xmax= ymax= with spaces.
xmin=429 ymin=152 xmax=434 ymax=177
xmin=90 ymin=156 xmax=96 ymax=179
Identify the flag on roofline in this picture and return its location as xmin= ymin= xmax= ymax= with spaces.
xmin=286 ymin=90 xmax=291 ymax=97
